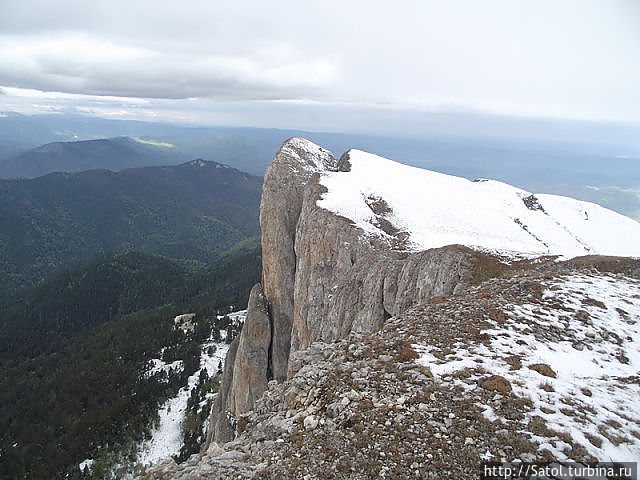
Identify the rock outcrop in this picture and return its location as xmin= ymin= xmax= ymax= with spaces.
xmin=206 ymin=138 xmax=516 ymax=444
xmin=140 ymin=138 xmax=640 ymax=479
xmin=259 ymin=138 xmax=337 ymax=382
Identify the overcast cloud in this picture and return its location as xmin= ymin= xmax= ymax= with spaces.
xmin=0 ymin=0 xmax=639 ymax=129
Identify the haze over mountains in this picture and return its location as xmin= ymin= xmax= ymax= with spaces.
xmin=1 ymin=112 xmax=639 ymax=221
xmin=0 ymin=137 xmax=190 ymax=178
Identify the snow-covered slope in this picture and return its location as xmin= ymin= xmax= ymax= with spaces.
xmin=415 ymin=272 xmax=640 ymax=462
xmin=317 ymin=149 xmax=640 ymax=258
xmin=136 ymin=341 xmax=229 ymax=468
xmin=135 ymin=310 xmax=246 ymax=468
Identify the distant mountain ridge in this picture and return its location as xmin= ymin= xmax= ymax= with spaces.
xmin=0 ymin=159 xmax=262 ymax=298
xmin=0 ymin=136 xmax=190 ymax=178
xmin=1 ymin=112 xmax=639 ymax=221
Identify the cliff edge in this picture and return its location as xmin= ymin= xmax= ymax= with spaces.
xmin=142 ymin=137 xmax=640 ymax=479
xmin=206 ymin=137 xmax=640 ymax=445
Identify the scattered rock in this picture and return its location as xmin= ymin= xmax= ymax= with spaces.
xmin=479 ymin=375 xmax=512 ymax=393
xmin=528 ymin=363 xmax=557 ymax=378
xmin=303 ymin=415 xmax=318 ymax=431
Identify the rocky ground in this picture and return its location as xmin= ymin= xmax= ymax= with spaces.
xmin=140 ymin=257 xmax=640 ymax=480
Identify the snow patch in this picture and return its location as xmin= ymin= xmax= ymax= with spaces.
xmin=145 ymin=358 xmax=183 ymax=378
xmin=281 ymin=137 xmax=336 ymax=173
xmin=174 ymin=313 xmax=196 ymax=333
xmin=135 ymin=310 xmax=247 ymax=467
xmin=218 ymin=309 xmax=247 ymax=327
xmin=79 ymin=458 xmax=94 ymax=472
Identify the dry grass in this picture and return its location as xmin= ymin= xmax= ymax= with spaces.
xmin=505 ymin=355 xmax=522 ymax=370
xmin=539 ymin=382 xmax=554 ymax=392
xmin=583 ymin=432 xmax=603 ymax=448
xmin=528 ymin=416 xmax=555 ymax=437
xmin=393 ymin=339 xmax=420 ymax=362
xmin=581 ymin=297 xmax=606 ymax=309
xmin=479 ymin=375 xmax=512 ymax=393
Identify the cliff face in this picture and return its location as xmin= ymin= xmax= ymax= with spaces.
xmin=291 ymin=178 xmax=482 ymax=352
xmin=207 ymin=136 xmax=640 ymax=444
xmin=259 ymin=139 xmax=338 ymax=382
xmin=207 ymin=138 xmax=504 ymax=443
xmin=141 ymin=138 xmax=640 ymax=478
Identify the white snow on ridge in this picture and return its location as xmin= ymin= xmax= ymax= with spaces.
xmin=282 ymin=137 xmax=336 ymax=173
xmin=317 ymin=149 xmax=640 ymax=258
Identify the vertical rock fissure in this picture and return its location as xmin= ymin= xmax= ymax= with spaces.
xmin=265 ymin=301 xmax=274 ymax=381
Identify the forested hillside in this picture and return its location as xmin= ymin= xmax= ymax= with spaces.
xmin=0 ymin=159 xmax=262 ymax=299
xmin=0 ymin=248 xmax=260 ymax=480
xmin=0 ymin=147 xmax=264 ymax=479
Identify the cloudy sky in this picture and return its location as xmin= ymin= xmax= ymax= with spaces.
xmin=0 ymin=0 xmax=638 ymax=134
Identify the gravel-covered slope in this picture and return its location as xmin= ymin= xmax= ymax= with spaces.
xmin=140 ymin=257 xmax=640 ymax=480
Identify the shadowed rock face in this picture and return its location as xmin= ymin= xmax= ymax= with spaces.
xmin=206 ymin=336 xmax=238 ymax=445
xmin=207 ymin=137 xmax=508 ymax=444
xmin=259 ymin=138 xmax=338 ymax=383
xmin=228 ymin=284 xmax=271 ymax=416
xmin=206 ymin=284 xmax=271 ymax=444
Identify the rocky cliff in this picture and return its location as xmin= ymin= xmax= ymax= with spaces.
xmin=141 ymin=138 xmax=640 ymax=479
xmin=206 ymin=138 xmax=519 ymax=444
xmin=206 ymin=137 xmax=640 ymax=446
xmin=143 ymin=256 xmax=640 ymax=480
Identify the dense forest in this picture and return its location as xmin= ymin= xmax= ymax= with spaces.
xmin=0 ymin=159 xmax=262 ymax=300
xmin=0 ymin=248 xmax=260 ymax=480
xmin=0 ymin=148 xmax=264 ymax=479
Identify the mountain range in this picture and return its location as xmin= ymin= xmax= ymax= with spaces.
xmin=1 ymin=129 xmax=639 ymax=479
xmin=0 ymin=158 xmax=261 ymax=299
xmin=0 ymin=137 xmax=190 ymax=179
xmin=1 ymin=112 xmax=639 ymax=222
